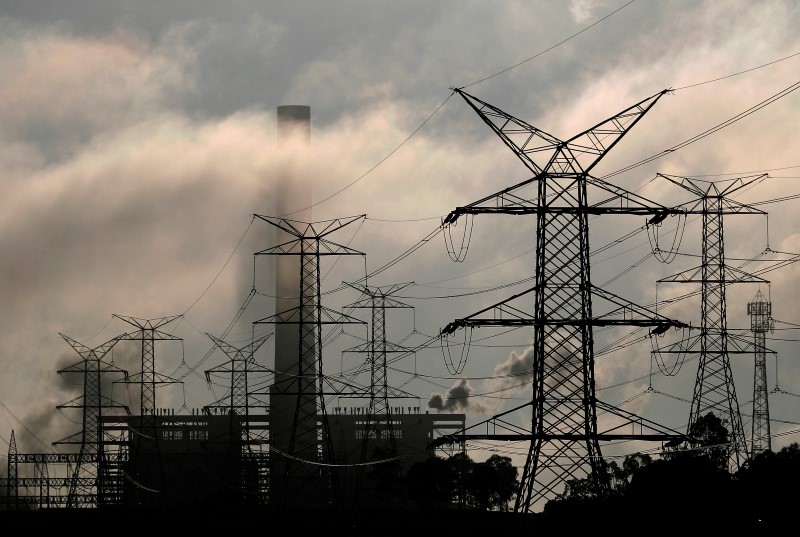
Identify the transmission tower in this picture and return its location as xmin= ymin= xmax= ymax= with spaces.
xmin=202 ymin=331 xmax=273 ymax=503
xmin=112 ymin=314 xmax=183 ymax=504
xmin=254 ymin=215 xmax=366 ymax=508
xmin=343 ymin=282 xmax=415 ymax=509
xmin=204 ymin=332 xmax=273 ymax=417
xmin=53 ymin=333 xmax=129 ymax=508
xmin=440 ymin=88 xmax=687 ymax=513
xmin=656 ymin=173 xmax=767 ymax=470
xmin=7 ymin=430 xmax=17 ymax=510
xmin=748 ymin=289 xmax=773 ymax=456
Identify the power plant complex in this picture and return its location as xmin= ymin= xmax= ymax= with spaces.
xmin=1 ymin=88 xmax=794 ymax=522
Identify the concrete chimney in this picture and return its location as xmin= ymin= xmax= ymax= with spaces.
xmin=271 ymin=104 xmax=312 ymax=505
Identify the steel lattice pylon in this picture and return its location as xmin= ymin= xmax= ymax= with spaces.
xmin=204 ymin=332 xmax=273 ymax=417
xmin=203 ymin=331 xmax=273 ymax=503
xmin=441 ymin=89 xmax=687 ymax=513
xmin=111 ymin=314 xmax=183 ymax=504
xmin=254 ymin=215 xmax=366 ymax=508
xmin=343 ymin=282 xmax=415 ymax=509
xmin=657 ymin=174 xmax=768 ymax=470
xmin=54 ymin=334 xmax=129 ymax=508
xmin=7 ymin=430 xmax=17 ymax=510
xmin=113 ymin=315 xmax=182 ymax=416
xmin=748 ymin=290 xmax=773 ymax=456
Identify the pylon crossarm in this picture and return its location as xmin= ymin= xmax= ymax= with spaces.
xmin=428 ymin=400 xmax=534 ymax=448
xmin=343 ymin=341 xmax=413 ymax=354
xmin=207 ymin=331 xmax=272 ymax=361
xmin=441 ymin=285 xmax=538 ymax=335
xmin=590 ymin=287 xmax=688 ymax=328
xmin=255 ymin=305 xmax=366 ymax=326
xmin=454 ymin=89 xmax=561 ymax=175
xmin=444 ymin=174 xmax=681 ymax=225
xmin=673 ymin=199 xmax=768 ymax=216
xmin=657 ymin=173 xmax=769 ymax=215
xmin=254 ymin=213 xmax=366 ymax=239
xmin=56 ymin=358 xmax=129 ymax=376
xmin=256 ymin=238 xmax=365 ymax=257
xmin=59 ymin=332 xmax=126 ymax=361
xmin=595 ymin=400 xmax=688 ymax=438
xmin=660 ymin=264 xmax=769 ymax=284
xmin=113 ymin=314 xmax=181 ymax=331
xmin=115 ymin=371 xmax=183 ymax=386
xmin=724 ymin=332 xmax=777 ymax=354
xmin=564 ymin=89 xmax=668 ymax=174
xmin=56 ymin=395 xmax=85 ymax=408
xmin=585 ymin=176 xmax=672 ymax=212
xmin=443 ymin=175 xmax=543 ymax=224
xmin=345 ymin=295 xmax=414 ymax=309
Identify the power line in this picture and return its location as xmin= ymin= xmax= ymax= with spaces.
xmin=280 ymin=92 xmax=455 ymax=218
xmin=674 ymin=51 xmax=800 ymax=91
xmin=603 ymin=79 xmax=800 ymax=180
xmin=457 ymin=0 xmax=640 ymax=89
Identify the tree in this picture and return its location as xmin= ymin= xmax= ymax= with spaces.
xmin=666 ymin=411 xmax=729 ymax=472
xmin=482 ymin=454 xmax=518 ymax=511
xmin=405 ymin=455 xmax=454 ymax=510
xmin=447 ymin=452 xmax=474 ymax=508
xmin=736 ymin=442 xmax=800 ymax=526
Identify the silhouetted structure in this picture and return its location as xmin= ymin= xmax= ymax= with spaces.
xmin=656 ymin=173 xmax=768 ymax=470
xmin=254 ymin=215 xmax=366 ymax=508
xmin=438 ymin=88 xmax=687 ymax=512
xmin=341 ymin=282 xmax=418 ymax=508
xmin=53 ymin=334 xmax=129 ymax=508
xmin=748 ymin=289 xmax=773 ymax=456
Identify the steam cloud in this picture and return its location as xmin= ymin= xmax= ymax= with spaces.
xmin=427 ymin=378 xmax=493 ymax=415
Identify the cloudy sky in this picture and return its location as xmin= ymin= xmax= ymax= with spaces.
xmin=1 ymin=0 xmax=799 ymax=480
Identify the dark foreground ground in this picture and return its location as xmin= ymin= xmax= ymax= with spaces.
xmin=1 ymin=507 xmax=537 ymax=534
xmin=1 ymin=504 xmax=792 ymax=534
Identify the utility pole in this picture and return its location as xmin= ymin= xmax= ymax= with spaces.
xmin=656 ymin=173 xmax=768 ymax=470
xmin=440 ymin=88 xmax=687 ymax=513
xmin=254 ymin=215 xmax=366 ymax=508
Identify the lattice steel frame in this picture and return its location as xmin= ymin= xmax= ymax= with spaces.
xmin=442 ymin=88 xmax=687 ymax=512
xmin=254 ymin=215 xmax=366 ymax=508
xmin=657 ymin=174 xmax=767 ymax=469
xmin=204 ymin=332 xmax=273 ymax=418
xmin=343 ymin=282 xmax=415 ymax=508
xmin=111 ymin=315 xmax=182 ymax=504
xmin=747 ymin=290 xmax=773 ymax=456
xmin=54 ymin=333 xmax=129 ymax=508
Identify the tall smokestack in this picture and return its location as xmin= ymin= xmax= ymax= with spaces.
xmin=271 ymin=104 xmax=312 ymax=505
xmin=276 ymin=105 xmax=311 ymax=220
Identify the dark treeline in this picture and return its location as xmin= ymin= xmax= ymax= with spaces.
xmin=403 ymin=412 xmax=799 ymax=532
xmin=3 ymin=413 xmax=797 ymax=533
